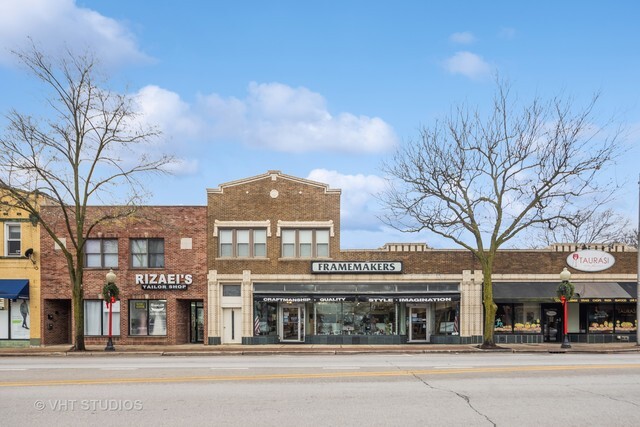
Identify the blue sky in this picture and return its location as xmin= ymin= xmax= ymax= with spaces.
xmin=1 ymin=0 xmax=638 ymax=249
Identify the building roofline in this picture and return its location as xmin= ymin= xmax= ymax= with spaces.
xmin=207 ymin=170 xmax=341 ymax=195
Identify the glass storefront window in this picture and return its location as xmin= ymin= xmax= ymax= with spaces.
xmin=316 ymin=302 xmax=341 ymax=335
xmin=495 ymin=303 xmax=514 ymax=333
xmin=587 ymin=304 xmax=614 ymax=333
xmin=254 ymin=302 xmax=277 ymax=336
xmin=129 ymin=300 xmax=167 ymax=336
xmin=513 ymin=303 xmax=541 ymax=333
xmin=433 ymin=302 xmax=459 ymax=335
xmin=615 ymin=304 xmax=637 ymax=333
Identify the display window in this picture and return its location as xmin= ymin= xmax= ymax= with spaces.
xmin=614 ymin=304 xmax=637 ymax=333
xmin=84 ymin=300 xmax=120 ymax=336
xmin=434 ymin=301 xmax=459 ymax=335
xmin=129 ymin=299 xmax=167 ymax=336
xmin=586 ymin=304 xmax=614 ymax=333
xmin=495 ymin=303 xmax=541 ymax=333
xmin=253 ymin=301 xmax=277 ymax=336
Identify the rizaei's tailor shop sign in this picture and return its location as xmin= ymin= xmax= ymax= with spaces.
xmin=136 ymin=273 xmax=193 ymax=290
xmin=311 ymin=261 xmax=403 ymax=274
xmin=566 ymin=250 xmax=615 ymax=272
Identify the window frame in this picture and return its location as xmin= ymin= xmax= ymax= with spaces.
xmin=217 ymin=228 xmax=267 ymax=258
xmin=85 ymin=238 xmax=118 ymax=269
xmin=130 ymin=238 xmax=165 ymax=268
xmin=128 ymin=299 xmax=167 ymax=336
xmin=83 ymin=299 xmax=121 ymax=336
xmin=5 ymin=223 xmax=21 ymax=257
xmin=280 ymin=228 xmax=330 ymax=258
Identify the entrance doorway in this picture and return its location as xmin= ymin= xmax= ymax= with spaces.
xmin=280 ymin=305 xmax=305 ymax=342
xmin=542 ymin=304 xmax=562 ymax=343
xmin=409 ymin=306 xmax=429 ymax=342
xmin=222 ymin=308 xmax=241 ymax=344
xmin=190 ymin=301 xmax=204 ymax=343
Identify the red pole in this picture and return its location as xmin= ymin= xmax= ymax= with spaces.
xmin=108 ymin=297 xmax=114 ymax=338
xmin=561 ymin=296 xmax=568 ymax=336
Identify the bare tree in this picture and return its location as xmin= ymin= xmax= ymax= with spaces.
xmin=381 ymin=82 xmax=622 ymax=348
xmin=0 ymin=44 xmax=173 ymax=350
xmin=531 ymin=208 xmax=634 ymax=247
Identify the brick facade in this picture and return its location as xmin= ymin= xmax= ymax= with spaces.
xmin=39 ymin=206 xmax=207 ymax=345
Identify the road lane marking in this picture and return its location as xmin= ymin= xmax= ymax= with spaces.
xmin=100 ymin=368 xmax=138 ymax=371
xmin=210 ymin=368 xmax=249 ymax=370
xmin=433 ymin=366 xmax=475 ymax=369
xmin=2 ymin=363 xmax=640 ymax=388
xmin=322 ymin=367 xmax=361 ymax=370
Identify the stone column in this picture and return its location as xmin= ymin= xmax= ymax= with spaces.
xmin=207 ymin=270 xmax=220 ymax=345
xmin=242 ymin=270 xmax=253 ymax=339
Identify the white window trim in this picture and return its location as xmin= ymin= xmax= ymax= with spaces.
xmin=213 ymin=220 xmax=271 ymax=237
xmin=5 ymin=222 xmax=21 ymax=257
xmin=276 ymin=220 xmax=334 ymax=237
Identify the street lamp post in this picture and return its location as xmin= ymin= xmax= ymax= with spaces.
xmin=559 ymin=267 xmax=573 ymax=349
xmin=105 ymin=269 xmax=117 ymax=352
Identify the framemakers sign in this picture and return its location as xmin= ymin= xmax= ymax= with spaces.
xmin=566 ymin=250 xmax=615 ymax=272
xmin=311 ymin=261 xmax=403 ymax=274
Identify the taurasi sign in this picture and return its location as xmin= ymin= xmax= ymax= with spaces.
xmin=566 ymin=250 xmax=615 ymax=272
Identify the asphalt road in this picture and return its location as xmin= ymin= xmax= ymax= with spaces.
xmin=1 ymin=353 xmax=639 ymax=426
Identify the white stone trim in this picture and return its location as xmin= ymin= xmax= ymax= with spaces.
xmin=276 ymin=220 xmax=334 ymax=237
xmin=213 ymin=220 xmax=271 ymax=237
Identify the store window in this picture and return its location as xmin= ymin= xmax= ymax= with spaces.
xmin=219 ymin=229 xmax=266 ymax=258
xmin=281 ymin=229 xmax=330 ymax=258
xmin=5 ymin=223 xmax=21 ymax=256
xmin=85 ymin=239 xmax=118 ymax=268
xmin=615 ymin=304 xmax=637 ymax=333
xmin=129 ymin=300 xmax=167 ymax=336
xmin=495 ymin=303 xmax=542 ymax=334
xmin=315 ymin=302 xmax=396 ymax=335
xmin=130 ymin=239 xmax=164 ymax=268
xmin=0 ymin=299 xmax=30 ymax=339
xmin=84 ymin=300 xmax=120 ymax=335
xmin=253 ymin=301 xmax=277 ymax=336
xmin=433 ymin=301 xmax=459 ymax=335
xmin=587 ymin=304 xmax=614 ymax=333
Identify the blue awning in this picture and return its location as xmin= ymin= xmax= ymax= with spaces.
xmin=0 ymin=279 xmax=29 ymax=299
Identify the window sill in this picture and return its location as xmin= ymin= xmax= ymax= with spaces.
xmin=215 ymin=257 xmax=271 ymax=261
xmin=278 ymin=257 xmax=333 ymax=261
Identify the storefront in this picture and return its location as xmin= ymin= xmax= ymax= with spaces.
xmin=0 ymin=279 xmax=30 ymax=341
xmin=493 ymin=281 xmax=637 ymax=344
xmin=247 ymin=262 xmax=461 ymax=344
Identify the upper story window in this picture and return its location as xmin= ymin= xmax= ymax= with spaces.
xmin=219 ymin=229 xmax=267 ymax=258
xmin=281 ymin=229 xmax=329 ymax=258
xmin=85 ymin=239 xmax=118 ymax=268
xmin=5 ymin=223 xmax=21 ymax=257
xmin=131 ymin=238 xmax=164 ymax=268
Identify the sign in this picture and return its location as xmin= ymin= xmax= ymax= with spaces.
xmin=311 ymin=261 xmax=402 ymax=274
xmin=136 ymin=273 xmax=193 ymax=290
xmin=566 ymin=250 xmax=615 ymax=272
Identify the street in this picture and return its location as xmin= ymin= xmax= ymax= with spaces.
xmin=1 ymin=353 xmax=639 ymax=426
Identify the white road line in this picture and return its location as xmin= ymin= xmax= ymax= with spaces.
xmin=210 ymin=367 xmax=249 ymax=370
xmin=322 ymin=367 xmax=361 ymax=370
xmin=0 ymin=368 xmax=27 ymax=371
xmin=433 ymin=366 xmax=475 ymax=369
xmin=99 ymin=368 xmax=138 ymax=371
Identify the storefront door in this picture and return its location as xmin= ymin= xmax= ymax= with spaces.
xmin=542 ymin=304 xmax=562 ymax=343
xmin=280 ymin=305 xmax=305 ymax=342
xmin=190 ymin=301 xmax=204 ymax=343
xmin=222 ymin=307 xmax=241 ymax=344
xmin=409 ymin=306 xmax=428 ymax=342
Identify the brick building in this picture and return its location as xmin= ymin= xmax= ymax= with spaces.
xmin=206 ymin=171 xmax=638 ymax=345
xmin=39 ymin=206 xmax=207 ymax=346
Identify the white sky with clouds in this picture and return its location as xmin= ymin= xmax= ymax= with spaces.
xmin=1 ymin=0 xmax=638 ymax=249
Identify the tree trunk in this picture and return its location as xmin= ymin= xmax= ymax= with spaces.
xmin=72 ymin=278 xmax=85 ymax=351
xmin=481 ymin=266 xmax=497 ymax=348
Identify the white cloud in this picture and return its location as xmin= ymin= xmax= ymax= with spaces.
xmin=442 ymin=51 xmax=492 ymax=80
xmin=134 ymin=82 xmax=398 ymax=154
xmin=0 ymin=0 xmax=147 ymax=67
xmin=307 ymin=169 xmax=387 ymax=231
xmin=450 ymin=32 xmax=476 ymax=44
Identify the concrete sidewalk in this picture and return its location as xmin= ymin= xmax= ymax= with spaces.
xmin=1 ymin=342 xmax=639 ymax=356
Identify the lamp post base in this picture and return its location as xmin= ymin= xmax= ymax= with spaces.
xmin=561 ymin=335 xmax=571 ymax=349
xmin=105 ymin=337 xmax=115 ymax=351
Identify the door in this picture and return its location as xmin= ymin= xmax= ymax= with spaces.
xmin=280 ymin=305 xmax=305 ymax=342
xmin=542 ymin=304 xmax=562 ymax=343
xmin=222 ymin=308 xmax=242 ymax=344
xmin=190 ymin=301 xmax=204 ymax=343
xmin=409 ymin=306 xmax=429 ymax=342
